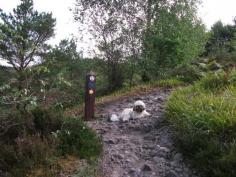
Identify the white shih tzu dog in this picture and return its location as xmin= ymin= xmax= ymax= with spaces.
xmin=110 ymin=100 xmax=151 ymax=122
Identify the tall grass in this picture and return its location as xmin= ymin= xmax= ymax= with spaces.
xmin=166 ymin=71 xmax=236 ymax=177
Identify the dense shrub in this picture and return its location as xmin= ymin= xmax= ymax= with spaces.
xmin=57 ymin=118 xmax=102 ymax=159
xmin=172 ymin=63 xmax=204 ymax=83
xmin=207 ymin=60 xmax=223 ymax=71
xmin=198 ymin=72 xmax=229 ymax=92
xmin=0 ymin=134 xmax=57 ymax=177
xmin=0 ymin=108 xmax=102 ymax=176
xmin=166 ymin=71 xmax=236 ymax=177
xmin=0 ymin=111 xmax=34 ymax=144
xmin=228 ymin=69 xmax=236 ymax=85
xmin=32 ymin=107 xmax=64 ymax=136
xmin=172 ymin=58 xmax=226 ymax=84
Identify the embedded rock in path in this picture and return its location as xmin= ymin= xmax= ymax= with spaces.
xmin=87 ymin=88 xmax=199 ymax=177
xmin=142 ymin=163 xmax=153 ymax=172
xmin=173 ymin=153 xmax=183 ymax=163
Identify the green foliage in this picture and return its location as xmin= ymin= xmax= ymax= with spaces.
xmin=207 ymin=60 xmax=223 ymax=71
xmin=142 ymin=2 xmax=207 ymax=79
xmin=31 ymin=107 xmax=64 ymax=136
xmin=42 ymin=42 xmax=111 ymax=107
xmin=57 ymin=118 xmax=102 ymax=160
xmin=74 ymin=0 xmax=207 ymax=85
xmin=173 ymin=63 xmax=205 ymax=83
xmin=228 ymin=69 xmax=236 ymax=85
xmin=0 ymin=107 xmax=102 ymax=176
xmin=0 ymin=0 xmax=56 ymax=71
xmin=0 ymin=65 xmax=56 ymax=111
xmin=0 ymin=110 xmax=32 ymax=143
xmin=0 ymin=109 xmax=62 ymax=177
xmin=198 ymin=72 xmax=229 ymax=92
xmin=0 ymin=66 xmax=13 ymax=85
xmin=143 ymin=37 xmax=179 ymax=76
xmin=204 ymin=19 xmax=236 ymax=60
xmin=73 ymin=159 xmax=100 ymax=177
xmin=0 ymin=0 xmax=57 ymax=114
xmin=166 ymin=70 xmax=236 ymax=177
xmin=151 ymin=78 xmax=184 ymax=88
xmin=0 ymin=134 xmax=57 ymax=177
xmin=172 ymin=58 xmax=226 ymax=84
xmin=0 ymin=83 xmax=38 ymax=111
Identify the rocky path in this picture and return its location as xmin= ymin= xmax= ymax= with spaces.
xmin=87 ymin=88 xmax=198 ymax=177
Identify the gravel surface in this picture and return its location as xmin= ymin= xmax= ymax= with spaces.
xmin=87 ymin=88 xmax=199 ymax=177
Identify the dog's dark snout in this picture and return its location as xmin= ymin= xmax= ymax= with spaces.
xmin=134 ymin=105 xmax=145 ymax=113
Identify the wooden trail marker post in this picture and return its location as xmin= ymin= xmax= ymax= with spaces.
xmin=84 ymin=71 xmax=96 ymax=121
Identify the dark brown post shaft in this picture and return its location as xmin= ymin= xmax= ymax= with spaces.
xmin=84 ymin=71 xmax=96 ymax=121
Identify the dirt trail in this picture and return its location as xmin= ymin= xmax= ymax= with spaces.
xmin=87 ymin=88 xmax=198 ymax=177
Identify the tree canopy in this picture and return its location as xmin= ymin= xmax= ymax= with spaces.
xmin=73 ymin=0 xmax=206 ymax=83
xmin=0 ymin=0 xmax=56 ymax=71
xmin=204 ymin=19 xmax=236 ymax=57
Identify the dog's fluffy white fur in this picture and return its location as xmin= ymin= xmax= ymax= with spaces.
xmin=110 ymin=100 xmax=151 ymax=122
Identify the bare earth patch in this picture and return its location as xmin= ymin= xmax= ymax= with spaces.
xmin=87 ymin=88 xmax=199 ymax=177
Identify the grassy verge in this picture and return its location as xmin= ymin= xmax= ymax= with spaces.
xmin=66 ymin=78 xmax=185 ymax=117
xmin=72 ymin=159 xmax=101 ymax=177
xmin=166 ymin=71 xmax=236 ymax=177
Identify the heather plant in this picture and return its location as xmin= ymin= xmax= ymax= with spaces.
xmin=57 ymin=118 xmax=102 ymax=159
xmin=0 ymin=107 xmax=102 ymax=176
